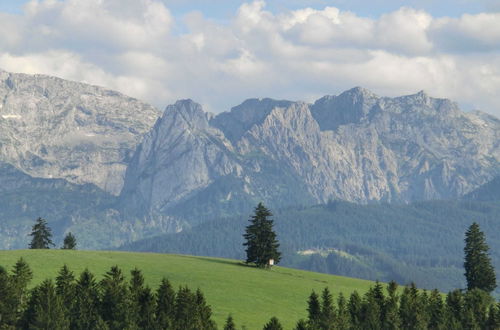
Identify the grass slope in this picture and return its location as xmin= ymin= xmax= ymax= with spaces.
xmin=0 ymin=250 xmax=375 ymax=329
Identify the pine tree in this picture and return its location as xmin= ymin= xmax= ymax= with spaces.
xmin=0 ymin=266 xmax=18 ymax=328
xmin=294 ymin=319 xmax=308 ymax=330
xmin=195 ymin=288 xmax=216 ymax=330
xmin=486 ymin=303 xmax=500 ymax=330
xmin=137 ymin=287 xmax=156 ymax=329
xmin=55 ymin=264 xmax=75 ymax=314
xmin=243 ymin=203 xmax=281 ymax=268
xmin=26 ymin=279 xmax=69 ymax=330
xmin=348 ymin=291 xmax=363 ymax=330
xmin=156 ymin=278 xmax=176 ymax=329
xmin=173 ymin=286 xmax=198 ymax=330
xmin=320 ymin=287 xmax=336 ymax=329
xmin=263 ymin=317 xmax=283 ymax=330
xmin=336 ymin=293 xmax=350 ymax=330
xmin=399 ymin=283 xmax=426 ymax=330
xmin=384 ymin=281 xmax=400 ymax=330
xmin=464 ymin=222 xmax=497 ymax=292
xmin=224 ymin=315 xmax=237 ymax=330
xmin=361 ymin=290 xmax=381 ymax=330
xmin=62 ymin=232 xmax=77 ymax=250
xmin=10 ymin=257 xmax=33 ymax=316
xmin=100 ymin=266 xmax=130 ymax=330
xmin=445 ymin=289 xmax=464 ymax=329
xmin=128 ymin=267 xmax=145 ymax=326
xmin=306 ymin=290 xmax=321 ymax=329
xmin=72 ymin=269 xmax=106 ymax=330
xmin=29 ymin=217 xmax=54 ymax=249
xmin=428 ymin=289 xmax=445 ymax=330
xmin=464 ymin=288 xmax=492 ymax=329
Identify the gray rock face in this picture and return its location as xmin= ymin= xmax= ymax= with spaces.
xmin=123 ymin=89 xmax=500 ymax=218
xmin=0 ymin=69 xmax=160 ymax=194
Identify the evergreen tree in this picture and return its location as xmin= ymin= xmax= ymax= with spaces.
xmin=348 ymin=291 xmax=363 ymax=330
xmin=399 ymin=283 xmax=426 ymax=330
xmin=243 ymin=203 xmax=281 ymax=268
xmin=195 ymin=288 xmax=216 ymax=330
xmin=61 ymin=232 xmax=77 ymax=250
xmin=10 ymin=257 xmax=33 ymax=316
xmin=487 ymin=303 xmax=500 ymax=330
xmin=55 ymin=264 xmax=75 ymax=315
xmin=464 ymin=222 xmax=497 ymax=292
xmin=26 ymin=279 xmax=69 ymax=330
xmin=427 ymin=289 xmax=445 ymax=330
xmin=361 ymin=290 xmax=381 ymax=330
xmin=224 ymin=315 xmax=237 ymax=330
xmin=306 ymin=290 xmax=321 ymax=329
xmin=263 ymin=317 xmax=283 ymax=330
xmin=99 ymin=266 xmax=130 ymax=330
xmin=384 ymin=281 xmax=400 ymax=330
xmin=28 ymin=217 xmax=54 ymax=249
xmin=336 ymin=293 xmax=350 ymax=330
xmin=156 ymin=278 xmax=176 ymax=329
xmin=0 ymin=266 xmax=18 ymax=328
xmin=72 ymin=269 xmax=106 ymax=330
xmin=445 ymin=289 xmax=464 ymax=329
xmin=294 ymin=319 xmax=308 ymax=330
xmin=320 ymin=287 xmax=336 ymax=329
xmin=137 ymin=287 xmax=156 ymax=330
xmin=173 ymin=286 xmax=198 ymax=330
xmin=128 ymin=267 xmax=145 ymax=327
xmin=464 ymin=288 xmax=492 ymax=329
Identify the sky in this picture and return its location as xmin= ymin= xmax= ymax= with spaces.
xmin=0 ymin=0 xmax=499 ymax=115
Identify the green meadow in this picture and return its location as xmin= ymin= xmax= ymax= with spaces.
xmin=0 ymin=250 xmax=377 ymax=329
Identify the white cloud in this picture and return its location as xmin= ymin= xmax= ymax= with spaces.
xmin=0 ymin=0 xmax=499 ymax=116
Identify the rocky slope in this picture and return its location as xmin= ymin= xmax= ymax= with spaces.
xmin=121 ymin=88 xmax=500 ymax=222
xmin=0 ymin=69 xmax=160 ymax=194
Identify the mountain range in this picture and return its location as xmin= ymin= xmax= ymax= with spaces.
xmin=0 ymin=69 xmax=499 ymax=249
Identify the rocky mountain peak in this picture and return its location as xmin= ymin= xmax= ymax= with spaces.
xmin=162 ymin=99 xmax=210 ymax=130
xmin=0 ymin=69 xmax=161 ymax=195
xmin=311 ymin=87 xmax=380 ymax=131
xmin=210 ymin=97 xmax=294 ymax=143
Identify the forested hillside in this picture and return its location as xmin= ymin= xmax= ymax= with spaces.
xmin=121 ymin=199 xmax=500 ymax=295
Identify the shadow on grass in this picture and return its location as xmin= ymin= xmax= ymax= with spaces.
xmin=191 ymin=256 xmax=248 ymax=267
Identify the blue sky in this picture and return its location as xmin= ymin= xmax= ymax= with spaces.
xmin=2 ymin=0 xmax=498 ymax=19
xmin=0 ymin=0 xmax=499 ymax=115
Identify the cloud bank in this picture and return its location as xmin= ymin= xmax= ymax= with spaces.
xmin=0 ymin=0 xmax=499 ymax=115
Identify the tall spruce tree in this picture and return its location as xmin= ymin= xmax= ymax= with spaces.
xmin=0 ymin=266 xmax=18 ymax=328
xmin=100 ymin=266 xmax=130 ymax=330
xmin=156 ymin=278 xmax=176 ymax=329
xmin=72 ymin=269 xmax=106 ymax=330
xmin=464 ymin=222 xmax=497 ymax=292
xmin=11 ymin=257 xmax=33 ymax=316
xmin=243 ymin=203 xmax=281 ymax=268
xmin=29 ymin=217 xmax=54 ymax=249
xmin=26 ymin=279 xmax=69 ymax=330
xmin=55 ymin=264 xmax=76 ymax=314
xmin=320 ymin=287 xmax=336 ymax=329
xmin=306 ymin=290 xmax=321 ymax=329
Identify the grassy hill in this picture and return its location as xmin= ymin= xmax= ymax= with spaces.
xmin=0 ymin=250 xmax=376 ymax=329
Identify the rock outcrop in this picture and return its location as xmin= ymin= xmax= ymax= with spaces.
xmin=0 ymin=69 xmax=160 ymax=194
xmin=121 ymin=88 xmax=500 ymax=220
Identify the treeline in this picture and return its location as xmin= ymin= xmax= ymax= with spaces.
xmin=292 ymin=282 xmax=500 ymax=330
xmin=122 ymin=199 xmax=500 ymax=294
xmin=0 ymin=259 xmax=216 ymax=329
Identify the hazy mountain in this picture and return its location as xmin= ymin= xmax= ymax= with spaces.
xmin=121 ymin=88 xmax=500 ymax=223
xmin=1 ymin=69 xmax=499 ymax=249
